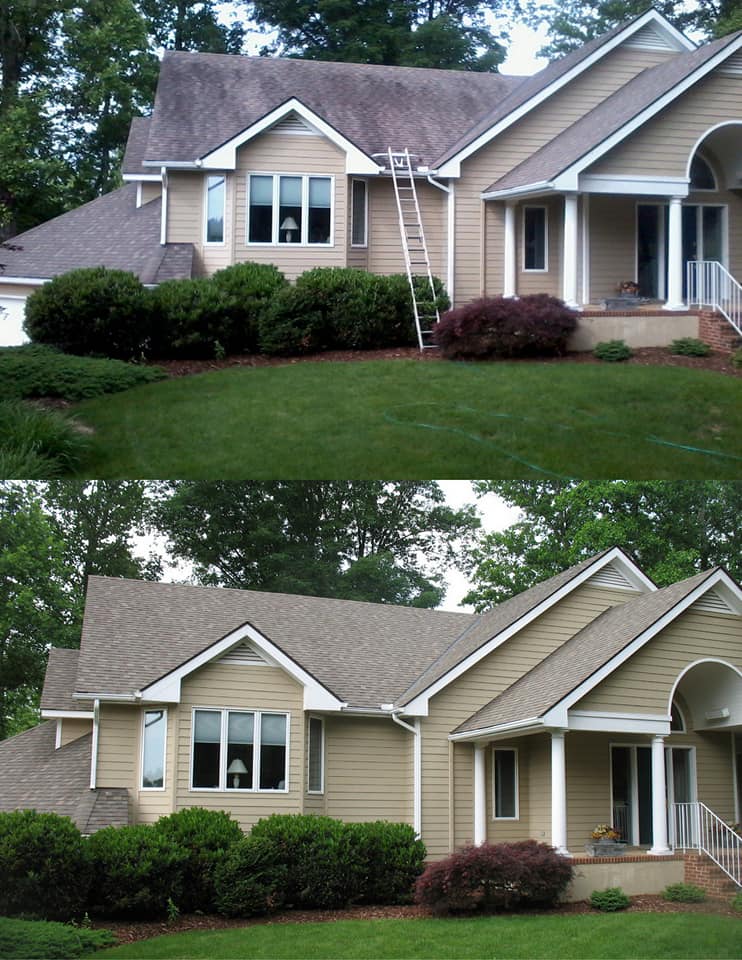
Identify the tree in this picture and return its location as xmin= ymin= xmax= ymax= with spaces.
xmin=0 ymin=485 xmax=77 ymax=741
xmin=247 ymin=0 xmax=507 ymax=70
xmin=464 ymin=481 xmax=742 ymax=610
xmin=137 ymin=0 xmax=245 ymax=52
xmin=157 ymin=481 xmax=480 ymax=607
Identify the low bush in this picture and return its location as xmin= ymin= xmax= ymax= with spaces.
xmin=731 ymin=347 xmax=742 ymax=368
xmin=731 ymin=890 xmax=742 ymax=913
xmin=433 ymin=295 xmax=577 ymax=360
xmin=0 ymin=400 xmax=89 ymax=477
xmin=87 ymin=824 xmax=189 ymax=919
xmin=0 ymin=810 xmax=91 ymax=921
xmin=661 ymin=882 xmax=706 ymax=903
xmin=344 ymin=821 xmax=426 ymax=904
xmin=211 ymin=262 xmax=288 ymax=353
xmin=0 ymin=345 xmax=165 ymax=401
xmin=0 ymin=918 xmax=115 ymax=960
xmin=148 ymin=278 xmax=233 ymax=360
xmin=24 ymin=267 xmax=150 ymax=360
xmin=214 ymin=836 xmax=287 ymax=918
xmin=670 ymin=337 xmax=711 ymax=357
xmin=593 ymin=339 xmax=632 ymax=362
xmin=154 ymin=807 xmax=243 ymax=913
xmin=589 ymin=887 xmax=631 ymax=911
xmin=415 ymin=840 xmax=573 ymax=914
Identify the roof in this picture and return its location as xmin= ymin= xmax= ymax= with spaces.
xmin=122 ymin=116 xmax=152 ymax=176
xmin=0 ymin=184 xmax=193 ymax=283
xmin=40 ymin=649 xmax=89 ymax=712
xmin=454 ymin=568 xmax=718 ymax=735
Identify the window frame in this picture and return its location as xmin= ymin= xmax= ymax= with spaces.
xmin=140 ymin=707 xmax=168 ymax=792
xmin=307 ymin=715 xmax=325 ymax=795
xmin=203 ymin=173 xmax=227 ymax=246
xmin=190 ymin=706 xmax=290 ymax=794
xmin=689 ymin=154 xmax=717 ymax=193
xmin=350 ymin=178 xmax=368 ymax=248
xmin=492 ymin=746 xmax=519 ymax=821
xmin=522 ymin=205 xmax=548 ymax=273
xmin=246 ymin=172 xmax=334 ymax=247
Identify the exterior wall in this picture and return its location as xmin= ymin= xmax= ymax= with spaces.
xmin=166 ymin=172 xmax=206 ymax=274
xmin=366 ymin=178 xmax=445 ymax=279
xmin=699 ymin=310 xmax=742 ymax=352
xmin=566 ymin=856 xmax=683 ymax=900
xmin=59 ymin=717 xmax=92 ymax=747
xmin=684 ymin=852 xmax=740 ymax=897
xmin=568 ymin=314 xmax=699 ymax=350
xmin=140 ymin=181 xmax=162 ymax=205
xmin=514 ymin=196 xmax=563 ymax=298
xmin=323 ymin=716 xmax=413 ymax=823
xmin=588 ymin=195 xmax=636 ymax=302
xmin=347 ymin=179 xmax=369 ymax=271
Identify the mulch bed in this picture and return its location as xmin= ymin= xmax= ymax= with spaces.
xmin=94 ymin=897 xmax=739 ymax=946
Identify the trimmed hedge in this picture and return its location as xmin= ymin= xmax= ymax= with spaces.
xmin=148 ymin=278 xmax=232 ymax=360
xmin=590 ymin=887 xmax=631 ymax=911
xmin=214 ymin=836 xmax=288 ymax=918
xmin=0 ymin=810 xmax=91 ymax=921
xmin=415 ymin=840 xmax=573 ymax=914
xmin=345 ymin=821 xmax=426 ymax=904
xmin=594 ymin=339 xmax=632 ymax=362
xmin=211 ymin=262 xmax=288 ymax=353
xmin=433 ymin=295 xmax=577 ymax=359
xmin=0 ymin=918 xmax=115 ymax=960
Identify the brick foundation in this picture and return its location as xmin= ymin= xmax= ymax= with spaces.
xmin=683 ymin=853 xmax=738 ymax=897
xmin=698 ymin=311 xmax=742 ymax=353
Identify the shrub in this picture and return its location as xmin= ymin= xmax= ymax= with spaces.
xmin=0 ymin=918 xmax=115 ymax=959
xmin=593 ymin=339 xmax=632 ymax=362
xmin=590 ymin=887 xmax=631 ymax=911
xmin=154 ymin=807 xmax=243 ymax=913
xmin=0 ymin=345 xmax=165 ymax=401
xmin=214 ymin=836 xmax=287 ymax=918
xmin=731 ymin=890 xmax=742 ymax=913
xmin=87 ymin=824 xmax=189 ymax=919
xmin=670 ymin=337 xmax=711 ymax=357
xmin=0 ymin=400 xmax=89 ymax=477
xmin=344 ymin=821 xmax=426 ymax=904
xmin=148 ymin=278 xmax=233 ymax=359
xmin=24 ymin=267 xmax=150 ymax=360
xmin=433 ymin=295 xmax=577 ymax=360
xmin=415 ymin=840 xmax=573 ymax=914
xmin=257 ymin=282 xmax=329 ymax=355
xmin=211 ymin=262 xmax=288 ymax=353
xmin=661 ymin=882 xmax=706 ymax=903
xmin=731 ymin=347 xmax=742 ymax=368
xmin=0 ymin=811 xmax=91 ymax=921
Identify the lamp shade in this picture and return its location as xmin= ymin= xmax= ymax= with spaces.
xmin=227 ymin=758 xmax=248 ymax=775
xmin=280 ymin=216 xmax=299 ymax=231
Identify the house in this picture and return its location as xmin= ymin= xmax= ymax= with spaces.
xmin=3 ymin=8 xmax=742 ymax=350
xmin=1 ymin=546 xmax=740 ymax=897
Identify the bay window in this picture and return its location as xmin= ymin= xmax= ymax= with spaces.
xmin=247 ymin=174 xmax=333 ymax=245
xmin=191 ymin=708 xmax=288 ymax=791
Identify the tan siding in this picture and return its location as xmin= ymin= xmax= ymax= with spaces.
xmin=589 ymin=195 xmax=638 ymax=301
xmin=516 ymin=197 xmax=563 ymax=297
xmin=527 ymin=733 xmax=552 ymax=842
xmin=366 ymin=179 xmax=445 ymax=280
xmin=96 ymin=704 xmax=140 ymax=821
xmin=166 ymin=172 xmax=206 ymax=275
xmin=140 ymin=182 xmax=162 ymax=205
xmin=324 ymin=716 xmax=412 ymax=823
xmin=59 ymin=717 xmax=92 ymax=747
xmin=138 ymin=707 xmax=177 ymax=823
xmin=0 ymin=283 xmax=40 ymax=297
xmin=177 ymin=661 xmax=304 ymax=831
xmin=487 ymin=739 xmax=529 ymax=844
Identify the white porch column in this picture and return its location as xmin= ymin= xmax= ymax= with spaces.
xmin=550 ymin=730 xmax=570 ymax=856
xmin=503 ymin=200 xmax=517 ymax=297
xmin=562 ymin=193 xmax=579 ymax=309
xmin=474 ymin=743 xmax=487 ymax=845
xmin=664 ymin=196 xmax=685 ymax=310
xmin=649 ymin=735 xmax=671 ymax=855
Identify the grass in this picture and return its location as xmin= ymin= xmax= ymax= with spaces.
xmin=101 ymin=914 xmax=742 ymax=959
xmin=0 ymin=399 xmax=90 ymax=478
xmin=72 ymin=360 xmax=742 ymax=478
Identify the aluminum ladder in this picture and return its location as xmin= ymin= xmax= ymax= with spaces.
xmin=388 ymin=148 xmax=440 ymax=350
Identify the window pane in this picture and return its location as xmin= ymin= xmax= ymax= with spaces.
xmin=524 ymin=207 xmax=546 ymax=270
xmin=308 ymin=177 xmax=331 ymax=245
xmin=142 ymin=710 xmax=165 ymax=788
xmin=494 ymin=750 xmax=516 ymax=818
xmin=249 ymin=175 xmax=273 ymax=242
xmin=308 ymin=717 xmax=323 ymax=792
xmin=260 ymin=713 xmax=286 ymax=789
xmin=194 ymin=710 xmax=221 ymax=742
xmin=702 ymin=206 xmax=723 ymax=262
xmin=351 ymin=180 xmax=366 ymax=246
xmin=309 ymin=177 xmax=331 ymax=207
xmin=206 ymin=175 xmax=225 ymax=243
xmin=250 ymin=175 xmax=273 ymax=204
xmin=690 ymin=155 xmax=715 ymax=190
xmin=278 ymin=176 xmax=302 ymax=244
xmin=193 ymin=710 xmax=220 ymax=788
xmin=226 ymin=711 xmax=253 ymax=790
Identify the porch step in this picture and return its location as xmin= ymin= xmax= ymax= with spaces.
xmin=684 ymin=852 xmax=741 ymax=895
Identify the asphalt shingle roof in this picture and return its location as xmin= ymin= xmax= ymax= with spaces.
xmin=40 ymin=649 xmax=89 ymax=712
xmin=122 ymin=116 xmax=152 ymax=175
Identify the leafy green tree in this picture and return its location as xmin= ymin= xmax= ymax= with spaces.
xmin=138 ymin=0 xmax=246 ymax=52
xmin=157 ymin=481 xmax=480 ymax=607
xmin=464 ymin=481 xmax=742 ymax=610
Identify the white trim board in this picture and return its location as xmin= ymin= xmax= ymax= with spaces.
xmin=41 ymin=710 xmax=95 ymax=720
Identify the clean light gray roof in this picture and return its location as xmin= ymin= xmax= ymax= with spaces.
xmin=40 ymin=648 xmax=90 ymax=712
xmin=76 ymin=576 xmax=474 ymax=708
xmin=454 ymin=568 xmax=717 ymax=734
xmin=1 ymin=184 xmax=193 ymax=283
xmin=486 ymin=31 xmax=741 ymax=194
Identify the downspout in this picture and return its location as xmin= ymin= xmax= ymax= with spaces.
xmin=427 ymin=175 xmax=455 ymax=305
xmin=159 ymin=166 xmax=168 ymax=246
xmin=391 ymin=711 xmax=421 ymax=837
xmin=89 ymin=698 xmax=100 ymax=790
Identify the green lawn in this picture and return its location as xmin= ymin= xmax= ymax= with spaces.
xmin=72 ymin=360 xmax=742 ymax=478
xmin=101 ymin=914 xmax=741 ymax=959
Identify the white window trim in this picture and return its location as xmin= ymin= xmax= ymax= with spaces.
xmin=492 ymin=746 xmax=519 ymax=820
xmin=203 ymin=173 xmax=226 ymax=246
xmin=350 ymin=179 xmax=368 ymax=248
xmin=246 ymin=172 xmax=334 ymax=247
xmin=689 ymin=154 xmax=718 ymax=193
xmin=190 ymin=706 xmax=290 ymax=794
xmin=522 ymin=205 xmax=548 ymax=273
xmin=670 ymin=699 xmax=687 ymax=733
xmin=307 ymin=715 xmax=325 ymax=795
xmin=140 ymin=707 xmax=168 ymax=792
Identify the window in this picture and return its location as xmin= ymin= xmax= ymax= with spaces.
xmin=670 ymin=700 xmax=686 ymax=732
xmin=247 ymin=174 xmax=333 ymax=245
xmin=523 ymin=206 xmax=547 ymax=271
xmin=351 ymin=180 xmax=367 ymax=247
xmin=493 ymin=748 xmax=518 ymax=819
xmin=141 ymin=709 xmax=167 ymax=789
xmin=191 ymin=708 xmax=288 ymax=791
xmin=307 ymin=716 xmax=324 ymax=793
xmin=690 ymin=155 xmax=716 ymax=191
xmin=205 ymin=175 xmax=225 ymax=243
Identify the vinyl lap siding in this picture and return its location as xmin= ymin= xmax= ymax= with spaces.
xmin=96 ymin=704 xmax=139 ymax=821
xmin=59 ymin=717 xmax=92 ymax=747
xmin=140 ymin=181 xmax=162 ymax=205
xmin=366 ymin=179 xmax=445 ymax=280
xmin=589 ymin=195 xmax=637 ymax=301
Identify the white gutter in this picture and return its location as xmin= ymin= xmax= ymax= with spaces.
xmin=74 ymin=691 xmax=140 ymax=702
xmin=160 ymin=166 xmax=168 ymax=246
xmin=481 ymin=181 xmax=553 ymax=201
xmin=427 ymin=174 xmax=455 ymax=304
xmin=392 ymin=711 xmax=422 ymax=836
xmin=449 ymin=716 xmax=543 ymax=742
xmin=143 ymin=160 xmax=203 ymax=170
xmin=0 ymin=276 xmax=48 ymax=286
xmin=89 ymin=699 xmax=100 ymax=789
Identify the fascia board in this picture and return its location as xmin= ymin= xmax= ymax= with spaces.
xmin=554 ymin=33 xmax=742 ymax=187
xmin=437 ymin=9 xmax=692 ymax=178
xmin=200 ymin=98 xmax=381 ymax=175
xmin=0 ymin=276 xmax=48 ymax=286
xmin=122 ymin=174 xmax=162 ymax=182
xmin=139 ymin=620 xmax=346 ymax=711
xmin=40 ymin=710 xmax=95 ymax=719
xmin=541 ymin=568 xmax=735 ymax=725
xmin=402 ymin=547 xmax=652 ymax=715
xmin=579 ymin=173 xmax=689 ymax=196
xmin=449 ymin=718 xmax=542 ymax=742
xmin=142 ymin=160 xmax=201 ymax=170
xmin=481 ymin=181 xmax=553 ymax=200
xmin=568 ymin=709 xmax=671 ymax=734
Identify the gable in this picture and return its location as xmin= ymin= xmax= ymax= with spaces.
xmin=623 ymin=20 xmax=686 ymax=53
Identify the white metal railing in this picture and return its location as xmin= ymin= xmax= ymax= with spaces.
xmin=670 ymin=801 xmax=741 ymax=888
xmin=686 ymin=260 xmax=742 ymax=337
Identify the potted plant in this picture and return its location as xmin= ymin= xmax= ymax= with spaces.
xmin=585 ymin=824 xmax=627 ymax=857
xmin=616 ymin=280 xmax=640 ymax=297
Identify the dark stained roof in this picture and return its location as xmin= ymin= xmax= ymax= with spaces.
xmin=1 ymin=184 xmax=193 ymax=283
xmin=454 ymin=569 xmax=718 ymax=734
xmin=122 ymin=116 xmax=152 ymax=176
xmin=41 ymin=649 xmax=89 ymax=712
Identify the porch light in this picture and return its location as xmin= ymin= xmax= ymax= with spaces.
xmin=227 ymin=757 xmax=248 ymax=787
xmin=704 ymin=707 xmax=730 ymax=721
xmin=280 ymin=216 xmax=298 ymax=242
